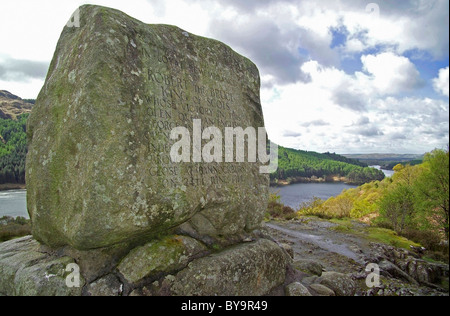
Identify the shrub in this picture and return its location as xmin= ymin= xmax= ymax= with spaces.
xmin=398 ymin=229 xmax=449 ymax=263
xmin=267 ymin=201 xmax=297 ymax=220
xmin=374 ymin=220 xmax=394 ymax=231
xmin=401 ymin=229 xmax=442 ymax=251
xmin=266 ymin=192 xmax=298 ymax=220
xmin=0 ymin=216 xmax=31 ymax=242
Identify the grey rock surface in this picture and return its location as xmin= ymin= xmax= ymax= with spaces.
xmin=118 ymin=235 xmax=207 ymax=284
xmin=285 ymin=282 xmax=312 ymax=296
xmin=171 ymin=239 xmax=289 ymax=296
xmin=0 ymin=236 xmax=84 ymax=296
xmin=309 ymin=283 xmax=336 ymax=296
xmin=293 ymin=259 xmax=324 ymax=276
xmin=316 ymin=272 xmax=357 ymax=297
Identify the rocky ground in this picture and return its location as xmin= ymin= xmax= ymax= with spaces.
xmin=264 ymin=217 xmax=449 ymax=296
xmin=1 ymin=217 xmax=448 ymax=296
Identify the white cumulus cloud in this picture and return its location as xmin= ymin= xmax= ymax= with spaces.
xmin=433 ymin=67 xmax=449 ymax=97
xmin=360 ymin=52 xmax=424 ymax=95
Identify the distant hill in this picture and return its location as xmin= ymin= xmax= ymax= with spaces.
xmin=271 ymin=146 xmax=385 ymax=185
xmin=0 ymin=90 xmax=34 ymax=120
xmin=343 ymin=153 xmax=424 ymax=170
xmin=343 ymin=153 xmax=424 ymax=161
xmin=0 ymin=114 xmax=28 ymax=186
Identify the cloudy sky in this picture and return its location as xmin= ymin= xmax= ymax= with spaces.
xmin=0 ymin=0 xmax=448 ymax=154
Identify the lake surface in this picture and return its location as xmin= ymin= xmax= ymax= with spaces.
xmin=272 ymin=182 xmax=358 ymax=210
xmin=1 ymin=175 xmax=385 ymax=219
xmin=0 ymin=190 xmax=29 ymax=219
xmin=2 ymin=184 xmax=357 ymax=219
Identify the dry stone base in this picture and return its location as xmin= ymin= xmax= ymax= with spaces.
xmin=0 ymin=236 xmax=290 ymax=296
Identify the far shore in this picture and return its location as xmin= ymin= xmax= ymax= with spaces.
xmin=0 ymin=184 xmax=26 ymax=192
xmin=270 ymin=176 xmax=360 ymax=187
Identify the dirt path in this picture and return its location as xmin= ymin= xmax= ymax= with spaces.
xmin=265 ymin=219 xmax=375 ymax=274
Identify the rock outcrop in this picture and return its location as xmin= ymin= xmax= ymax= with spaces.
xmin=360 ymin=243 xmax=449 ymax=295
xmin=267 ymin=219 xmax=449 ymax=297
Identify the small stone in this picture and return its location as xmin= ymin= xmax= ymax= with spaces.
xmin=316 ymin=272 xmax=356 ymax=297
xmin=301 ymin=276 xmax=319 ymax=286
xmin=285 ymin=282 xmax=312 ymax=296
xmin=293 ymin=259 xmax=324 ymax=276
xmin=310 ymin=284 xmax=336 ymax=296
xmin=129 ymin=289 xmax=142 ymax=297
xmin=349 ymin=245 xmax=363 ymax=254
xmin=85 ymin=274 xmax=122 ymax=296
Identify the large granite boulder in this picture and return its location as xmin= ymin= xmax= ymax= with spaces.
xmin=26 ymin=5 xmax=269 ymax=250
xmin=1 ymin=5 xmax=289 ymax=297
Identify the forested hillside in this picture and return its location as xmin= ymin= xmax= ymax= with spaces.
xmin=0 ymin=91 xmax=34 ymax=186
xmin=0 ymin=114 xmax=28 ymax=184
xmin=271 ymin=146 xmax=385 ymax=185
xmin=300 ymin=149 xmax=449 ymax=255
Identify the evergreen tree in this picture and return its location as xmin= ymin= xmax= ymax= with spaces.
xmin=0 ymin=114 xmax=29 ymax=184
